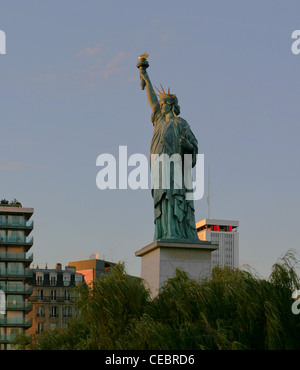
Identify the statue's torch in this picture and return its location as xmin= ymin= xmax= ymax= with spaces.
xmin=137 ymin=52 xmax=149 ymax=90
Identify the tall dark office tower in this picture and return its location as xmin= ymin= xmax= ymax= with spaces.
xmin=0 ymin=201 xmax=33 ymax=350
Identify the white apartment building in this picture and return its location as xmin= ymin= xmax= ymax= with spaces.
xmin=196 ymin=219 xmax=239 ymax=268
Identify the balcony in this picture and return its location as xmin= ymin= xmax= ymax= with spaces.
xmin=0 ymin=220 xmax=34 ymax=229
xmin=0 ymin=285 xmax=33 ymax=296
xmin=0 ymin=236 xmax=33 ymax=247
xmin=29 ymin=295 xmax=73 ymax=303
xmin=0 ymin=252 xmax=33 ymax=265
xmin=0 ymin=317 xmax=32 ymax=327
xmin=63 ymin=314 xmax=72 ymax=318
xmin=49 ymin=315 xmax=59 ymax=319
xmin=0 ymin=334 xmax=17 ymax=343
xmin=0 ymin=269 xmax=33 ymax=279
xmin=0 ymin=221 xmax=33 ymax=238
xmin=6 ymin=301 xmax=33 ymax=312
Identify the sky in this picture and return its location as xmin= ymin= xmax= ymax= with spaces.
xmin=0 ymin=0 xmax=299 ymax=279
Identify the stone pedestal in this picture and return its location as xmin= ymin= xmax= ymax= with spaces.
xmin=135 ymin=239 xmax=218 ymax=297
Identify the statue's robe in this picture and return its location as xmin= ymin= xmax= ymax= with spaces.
xmin=150 ymin=103 xmax=199 ymax=241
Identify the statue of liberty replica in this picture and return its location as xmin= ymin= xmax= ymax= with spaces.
xmin=137 ymin=54 xmax=199 ymax=242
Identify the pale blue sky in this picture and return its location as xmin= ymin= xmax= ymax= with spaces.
xmin=0 ymin=1 xmax=299 ymax=278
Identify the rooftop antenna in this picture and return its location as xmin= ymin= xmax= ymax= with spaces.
xmin=206 ymin=166 xmax=212 ymax=219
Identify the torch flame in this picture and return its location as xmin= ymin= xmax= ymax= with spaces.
xmin=138 ymin=52 xmax=149 ymax=60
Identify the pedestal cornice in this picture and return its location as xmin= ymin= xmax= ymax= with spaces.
xmin=135 ymin=238 xmax=218 ymax=257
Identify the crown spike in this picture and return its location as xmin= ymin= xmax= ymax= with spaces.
xmin=155 ymin=85 xmax=162 ymax=94
xmin=154 ymin=84 xmax=176 ymax=99
xmin=154 ymin=86 xmax=162 ymax=97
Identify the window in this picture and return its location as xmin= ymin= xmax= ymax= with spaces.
xmin=37 ymin=289 xmax=43 ymax=301
xmin=7 ymin=230 xmax=24 ymax=243
xmin=75 ymin=274 xmax=83 ymax=286
xmin=6 ymin=328 xmax=24 ymax=349
xmin=38 ymin=306 xmax=44 ymax=317
xmin=8 ymin=262 xmax=23 ymax=271
xmin=36 ymin=273 xmax=44 ymax=285
xmin=51 ymin=306 xmax=58 ymax=318
xmin=63 ymin=274 xmax=71 ymax=287
xmin=49 ymin=273 xmax=57 ymax=286
xmin=64 ymin=290 xmax=71 ymax=301
xmin=7 ymin=281 xmax=23 ymax=292
xmin=64 ymin=306 xmax=72 ymax=318
xmin=37 ymin=322 xmax=44 ymax=333
xmin=0 ymin=230 xmax=5 ymax=242
xmin=8 ymin=215 xmax=24 ymax=226
xmin=0 ymin=290 xmax=5 ymax=314
xmin=7 ymin=295 xmax=23 ymax=309
xmin=0 ymin=215 xmax=6 ymax=225
xmin=0 ymin=262 xmax=5 ymax=274
xmin=10 ymin=215 xmax=19 ymax=226
xmin=50 ymin=290 xmax=57 ymax=301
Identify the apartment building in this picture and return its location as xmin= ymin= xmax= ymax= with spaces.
xmin=196 ymin=218 xmax=239 ymax=268
xmin=0 ymin=200 xmax=34 ymax=350
xmin=27 ymin=263 xmax=84 ymax=335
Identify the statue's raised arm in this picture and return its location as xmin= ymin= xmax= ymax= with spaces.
xmin=140 ymin=70 xmax=158 ymax=111
xmin=136 ymin=53 xmax=158 ymax=112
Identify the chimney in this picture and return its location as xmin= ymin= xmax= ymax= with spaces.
xmin=56 ymin=263 xmax=62 ymax=272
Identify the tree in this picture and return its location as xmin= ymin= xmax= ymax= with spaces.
xmin=20 ymin=251 xmax=300 ymax=350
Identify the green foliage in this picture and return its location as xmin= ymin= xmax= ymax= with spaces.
xmin=0 ymin=198 xmax=22 ymax=207
xmin=27 ymin=263 xmax=150 ymax=350
xmin=27 ymin=317 xmax=90 ymax=350
xmin=23 ymin=251 xmax=300 ymax=350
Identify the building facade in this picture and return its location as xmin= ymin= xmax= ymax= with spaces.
xmin=69 ymin=254 xmax=115 ymax=285
xmin=0 ymin=201 xmax=34 ymax=350
xmin=196 ymin=218 xmax=239 ymax=268
xmin=27 ymin=264 xmax=84 ymax=336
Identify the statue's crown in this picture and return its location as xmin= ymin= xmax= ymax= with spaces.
xmin=154 ymin=84 xmax=176 ymax=100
